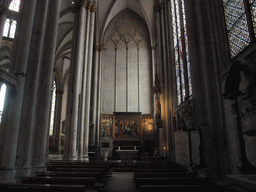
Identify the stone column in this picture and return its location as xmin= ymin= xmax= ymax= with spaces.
xmin=32 ymin=0 xmax=61 ymax=171
xmin=68 ymin=0 xmax=87 ymax=160
xmin=79 ymin=1 xmax=90 ymax=160
xmin=160 ymin=0 xmax=170 ymax=157
xmin=53 ymin=89 xmax=64 ymax=153
xmin=15 ymin=0 xmax=49 ymax=177
xmin=0 ymin=0 xmax=37 ymax=183
xmin=96 ymin=45 xmax=104 ymax=160
xmin=164 ymin=0 xmax=173 ymax=159
xmin=91 ymin=45 xmax=100 ymax=146
xmin=83 ymin=3 xmax=96 ymax=161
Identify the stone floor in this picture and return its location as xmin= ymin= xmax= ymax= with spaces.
xmin=103 ymin=172 xmax=137 ymax=192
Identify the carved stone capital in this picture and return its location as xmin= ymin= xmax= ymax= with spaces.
xmin=91 ymin=4 xmax=97 ymax=13
xmin=99 ymin=45 xmax=106 ymax=52
xmin=154 ymin=5 xmax=160 ymax=12
xmin=81 ymin=0 xmax=88 ymax=8
xmin=151 ymin=45 xmax=156 ymax=50
xmin=87 ymin=2 xmax=93 ymax=10
xmin=154 ymin=3 xmax=165 ymax=12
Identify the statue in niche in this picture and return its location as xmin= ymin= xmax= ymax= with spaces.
xmin=154 ymin=94 xmax=162 ymax=127
xmin=223 ymin=59 xmax=256 ymax=173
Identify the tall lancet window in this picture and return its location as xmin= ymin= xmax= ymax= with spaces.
xmin=9 ymin=0 xmax=21 ymax=12
xmin=223 ymin=0 xmax=256 ymax=58
xmin=3 ymin=0 xmax=21 ymax=39
xmin=49 ymin=82 xmax=56 ymax=136
xmin=171 ymin=0 xmax=192 ymax=105
xmin=0 ymin=84 xmax=7 ymax=124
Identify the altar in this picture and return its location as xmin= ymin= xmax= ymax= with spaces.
xmin=116 ymin=148 xmax=139 ymax=163
xmin=100 ymin=112 xmax=154 ymax=161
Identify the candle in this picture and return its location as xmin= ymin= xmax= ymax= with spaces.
xmin=164 ymin=147 xmax=166 ymax=158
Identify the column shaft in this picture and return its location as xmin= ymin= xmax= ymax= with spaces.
xmin=53 ymin=90 xmax=63 ymax=153
xmin=69 ymin=5 xmax=86 ymax=160
xmin=0 ymin=0 xmax=37 ymax=183
xmin=96 ymin=45 xmax=104 ymax=160
xmin=15 ymin=0 xmax=49 ymax=176
xmin=160 ymin=1 xmax=169 ymax=155
xmin=32 ymin=0 xmax=61 ymax=169
xmin=91 ymin=47 xmax=100 ymax=146
xmin=79 ymin=6 xmax=90 ymax=160
xmin=83 ymin=8 xmax=96 ymax=161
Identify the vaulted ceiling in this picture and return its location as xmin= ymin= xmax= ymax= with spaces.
xmin=55 ymin=0 xmax=155 ymax=66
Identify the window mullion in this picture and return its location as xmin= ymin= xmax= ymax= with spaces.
xmin=175 ymin=0 xmax=183 ymax=103
xmin=179 ymin=0 xmax=189 ymax=100
xmin=243 ymin=0 xmax=255 ymax=42
xmin=7 ymin=19 xmax=12 ymax=38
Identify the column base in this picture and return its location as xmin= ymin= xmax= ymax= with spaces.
xmin=83 ymin=156 xmax=89 ymax=162
xmin=68 ymin=156 xmax=78 ymax=160
xmin=0 ymin=167 xmax=17 ymax=183
xmin=16 ymin=165 xmax=47 ymax=181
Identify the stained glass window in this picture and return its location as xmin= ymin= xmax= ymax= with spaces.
xmin=3 ymin=19 xmax=10 ymax=37
xmin=9 ymin=20 xmax=17 ymax=39
xmin=250 ymin=0 xmax=256 ymax=35
xmin=9 ymin=0 xmax=21 ymax=12
xmin=49 ymin=82 xmax=56 ymax=136
xmin=3 ymin=18 xmax=17 ymax=39
xmin=0 ymin=84 xmax=6 ymax=125
xmin=223 ymin=0 xmax=255 ymax=58
xmin=171 ymin=0 xmax=192 ymax=105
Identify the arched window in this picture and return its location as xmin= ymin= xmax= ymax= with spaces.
xmin=3 ymin=0 xmax=20 ymax=39
xmin=223 ymin=0 xmax=256 ymax=58
xmin=49 ymin=82 xmax=56 ymax=136
xmin=171 ymin=0 xmax=192 ymax=105
xmin=9 ymin=0 xmax=21 ymax=12
xmin=0 ymin=84 xmax=6 ymax=124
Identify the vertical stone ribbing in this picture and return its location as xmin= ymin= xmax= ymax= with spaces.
xmin=15 ymin=0 xmax=49 ymax=177
xmin=0 ymin=0 xmax=37 ymax=183
xmin=91 ymin=46 xmax=100 ymax=146
xmin=83 ymin=3 xmax=96 ymax=161
xmin=78 ymin=1 xmax=89 ymax=160
xmin=32 ymin=0 xmax=61 ymax=170
xmin=68 ymin=0 xmax=87 ymax=160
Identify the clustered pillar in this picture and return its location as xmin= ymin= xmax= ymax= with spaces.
xmin=154 ymin=0 xmax=173 ymax=159
xmin=65 ymin=0 xmax=97 ymax=161
xmin=0 ymin=0 xmax=61 ymax=183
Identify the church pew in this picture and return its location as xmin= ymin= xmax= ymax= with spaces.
xmin=134 ymin=172 xmax=197 ymax=180
xmin=21 ymin=176 xmax=95 ymax=187
xmin=134 ymin=168 xmax=190 ymax=174
xmin=0 ymin=183 xmax=87 ymax=192
xmin=46 ymin=164 xmax=110 ymax=171
xmin=36 ymin=171 xmax=106 ymax=181
xmin=138 ymin=184 xmax=233 ymax=192
xmin=54 ymin=167 xmax=107 ymax=173
xmin=46 ymin=160 xmax=113 ymax=166
xmin=135 ymin=176 xmax=215 ymax=188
